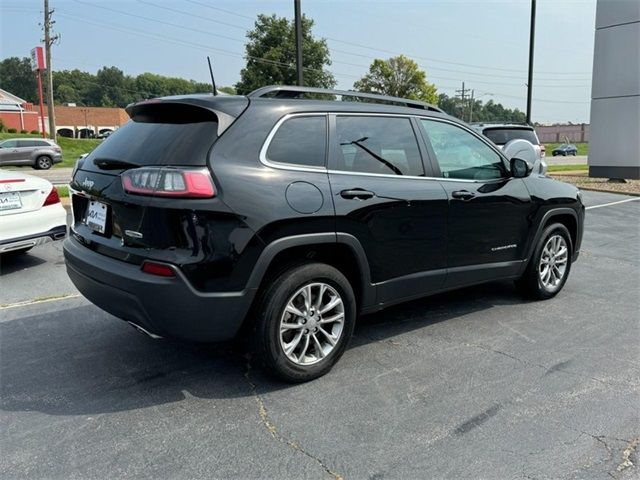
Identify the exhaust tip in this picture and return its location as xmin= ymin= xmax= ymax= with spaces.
xmin=127 ymin=321 xmax=163 ymax=340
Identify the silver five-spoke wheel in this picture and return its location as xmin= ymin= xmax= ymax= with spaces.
xmin=539 ymin=234 xmax=568 ymax=290
xmin=279 ymin=282 xmax=344 ymax=366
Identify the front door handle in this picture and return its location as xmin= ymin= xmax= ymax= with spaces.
xmin=451 ymin=190 xmax=475 ymax=200
xmin=340 ymin=189 xmax=375 ymax=200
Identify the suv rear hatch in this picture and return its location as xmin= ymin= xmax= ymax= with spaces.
xmin=69 ymin=96 xmax=247 ymax=268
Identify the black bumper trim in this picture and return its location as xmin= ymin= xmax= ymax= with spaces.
xmin=63 ymin=237 xmax=256 ymax=342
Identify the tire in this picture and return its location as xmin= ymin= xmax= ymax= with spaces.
xmin=572 ymin=151 xmax=577 ymax=156
xmin=250 ymin=263 xmax=356 ymax=382
xmin=562 ymin=151 xmax=567 ymax=156
xmin=516 ymin=223 xmax=572 ymax=300
xmin=552 ymin=152 xmax=558 ymax=157
xmin=35 ymin=156 xmax=53 ymax=170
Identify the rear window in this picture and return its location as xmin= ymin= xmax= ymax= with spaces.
xmin=483 ymin=128 xmax=539 ymax=146
xmin=80 ymin=103 xmax=218 ymax=173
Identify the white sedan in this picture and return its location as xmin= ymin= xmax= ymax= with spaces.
xmin=0 ymin=169 xmax=67 ymax=254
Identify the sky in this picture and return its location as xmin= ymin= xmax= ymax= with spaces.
xmin=1 ymin=0 xmax=597 ymax=124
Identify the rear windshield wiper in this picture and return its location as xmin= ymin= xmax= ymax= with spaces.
xmin=93 ymin=158 xmax=140 ymax=170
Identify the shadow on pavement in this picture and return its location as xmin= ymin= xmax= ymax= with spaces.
xmin=0 ymin=281 xmax=528 ymax=416
xmin=0 ymin=250 xmax=47 ymax=275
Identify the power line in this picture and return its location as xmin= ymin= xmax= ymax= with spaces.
xmin=98 ymin=0 xmax=591 ymax=89
xmin=51 ymin=7 xmax=590 ymax=106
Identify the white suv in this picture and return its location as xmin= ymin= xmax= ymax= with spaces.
xmin=470 ymin=123 xmax=546 ymax=173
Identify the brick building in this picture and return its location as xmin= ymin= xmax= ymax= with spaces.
xmin=54 ymin=105 xmax=129 ymax=138
xmin=0 ymin=88 xmax=129 ymax=138
xmin=0 ymin=88 xmax=46 ymax=133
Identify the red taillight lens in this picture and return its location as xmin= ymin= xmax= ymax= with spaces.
xmin=0 ymin=178 xmax=26 ymax=184
xmin=43 ymin=186 xmax=60 ymax=206
xmin=122 ymin=167 xmax=215 ymax=198
xmin=141 ymin=261 xmax=175 ymax=277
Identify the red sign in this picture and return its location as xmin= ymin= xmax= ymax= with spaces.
xmin=30 ymin=46 xmax=46 ymax=71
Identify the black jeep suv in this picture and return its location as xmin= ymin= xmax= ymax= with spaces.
xmin=64 ymin=86 xmax=584 ymax=382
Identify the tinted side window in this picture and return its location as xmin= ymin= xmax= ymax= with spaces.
xmin=2 ymin=140 xmax=17 ymax=148
xmin=17 ymin=140 xmax=35 ymax=147
xmin=33 ymin=140 xmax=50 ymax=147
xmin=266 ymin=116 xmax=326 ymax=167
xmin=335 ymin=116 xmax=423 ymax=176
xmin=421 ymin=120 xmax=506 ymax=180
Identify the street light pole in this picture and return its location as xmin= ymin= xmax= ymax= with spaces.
xmin=526 ymin=0 xmax=536 ymax=125
xmin=294 ymin=0 xmax=304 ymax=86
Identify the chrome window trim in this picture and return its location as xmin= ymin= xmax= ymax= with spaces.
xmin=258 ymin=111 xmax=510 ymax=183
xmin=259 ymin=112 xmax=329 ymax=173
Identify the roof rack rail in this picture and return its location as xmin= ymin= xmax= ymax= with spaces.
xmin=247 ymin=85 xmax=444 ymax=113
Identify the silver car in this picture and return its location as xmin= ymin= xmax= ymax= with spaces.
xmin=0 ymin=138 xmax=63 ymax=170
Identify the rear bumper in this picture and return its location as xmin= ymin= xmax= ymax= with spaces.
xmin=0 ymin=225 xmax=66 ymax=253
xmin=63 ymin=237 xmax=256 ymax=342
xmin=53 ymin=154 xmax=63 ymax=164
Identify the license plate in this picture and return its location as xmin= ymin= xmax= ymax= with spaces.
xmin=0 ymin=191 xmax=22 ymax=211
xmin=85 ymin=200 xmax=108 ymax=233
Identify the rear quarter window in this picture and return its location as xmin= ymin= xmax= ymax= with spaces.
xmin=265 ymin=116 xmax=327 ymax=168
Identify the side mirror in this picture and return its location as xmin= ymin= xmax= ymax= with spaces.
xmin=510 ymin=157 xmax=533 ymax=178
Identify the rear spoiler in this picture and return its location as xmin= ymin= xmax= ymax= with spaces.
xmin=126 ymin=95 xmax=249 ymax=136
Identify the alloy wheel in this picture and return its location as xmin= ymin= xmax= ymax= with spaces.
xmin=539 ymin=234 xmax=569 ymax=290
xmin=279 ymin=282 xmax=345 ymax=366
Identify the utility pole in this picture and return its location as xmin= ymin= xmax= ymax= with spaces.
xmin=469 ymin=89 xmax=475 ymax=123
xmin=43 ymin=0 xmax=60 ymax=141
xmin=294 ymin=0 xmax=303 ymax=86
xmin=526 ymin=0 xmax=536 ymax=125
xmin=455 ymin=82 xmax=467 ymax=120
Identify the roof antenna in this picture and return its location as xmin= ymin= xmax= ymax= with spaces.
xmin=207 ymin=56 xmax=217 ymax=96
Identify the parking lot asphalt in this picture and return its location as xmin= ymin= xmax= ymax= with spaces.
xmin=1 ymin=190 xmax=639 ymax=479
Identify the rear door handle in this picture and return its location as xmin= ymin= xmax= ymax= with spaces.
xmin=340 ymin=189 xmax=375 ymax=200
xmin=451 ymin=190 xmax=475 ymax=200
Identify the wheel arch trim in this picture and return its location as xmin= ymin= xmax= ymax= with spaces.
xmin=526 ymin=207 xmax=580 ymax=265
xmin=246 ymin=232 xmax=376 ymax=308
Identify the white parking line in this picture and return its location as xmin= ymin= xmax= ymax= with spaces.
xmin=586 ymin=198 xmax=640 ymax=210
xmin=0 ymin=294 xmax=81 ymax=310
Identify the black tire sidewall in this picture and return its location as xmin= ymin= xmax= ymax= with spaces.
xmin=254 ymin=263 xmax=356 ymax=382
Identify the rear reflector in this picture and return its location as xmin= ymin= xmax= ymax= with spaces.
xmin=122 ymin=167 xmax=215 ymax=198
xmin=141 ymin=261 xmax=175 ymax=277
xmin=43 ymin=186 xmax=60 ymax=206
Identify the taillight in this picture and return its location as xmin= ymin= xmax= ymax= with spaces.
xmin=141 ymin=261 xmax=175 ymax=277
xmin=0 ymin=178 xmax=26 ymax=184
xmin=43 ymin=186 xmax=60 ymax=206
xmin=122 ymin=167 xmax=215 ymax=198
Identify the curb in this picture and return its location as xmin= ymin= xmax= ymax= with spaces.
xmin=576 ymin=186 xmax=640 ymax=197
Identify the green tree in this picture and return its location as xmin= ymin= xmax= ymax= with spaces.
xmin=235 ymin=14 xmax=336 ymax=94
xmin=435 ymin=92 xmax=526 ymax=123
xmin=0 ymin=57 xmax=38 ymax=103
xmin=354 ymin=55 xmax=438 ymax=104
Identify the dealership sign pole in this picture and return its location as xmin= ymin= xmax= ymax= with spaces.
xmin=31 ymin=46 xmax=47 ymax=138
